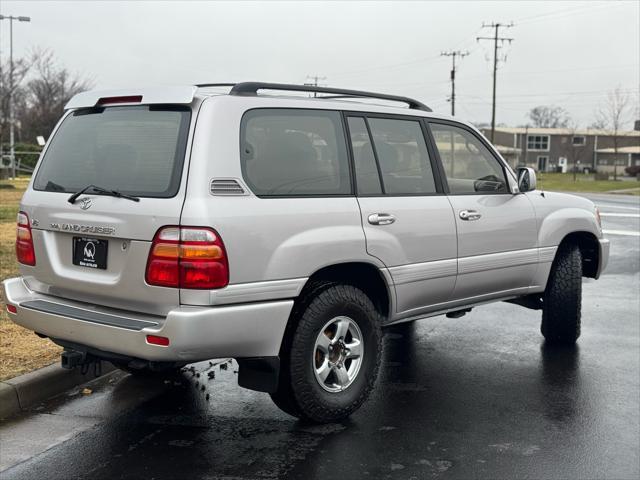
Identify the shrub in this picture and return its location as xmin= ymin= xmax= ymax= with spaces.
xmin=624 ymin=165 xmax=640 ymax=177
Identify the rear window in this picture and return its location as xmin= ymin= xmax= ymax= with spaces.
xmin=240 ymin=109 xmax=351 ymax=196
xmin=33 ymin=105 xmax=191 ymax=198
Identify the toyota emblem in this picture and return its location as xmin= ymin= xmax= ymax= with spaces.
xmin=79 ymin=198 xmax=92 ymax=210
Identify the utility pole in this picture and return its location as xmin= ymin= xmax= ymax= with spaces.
xmin=305 ymin=74 xmax=326 ymax=97
xmin=0 ymin=14 xmax=32 ymax=178
xmin=477 ymin=22 xmax=513 ymax=143
xmin=440 ymin=50 xmax=468 ymax=116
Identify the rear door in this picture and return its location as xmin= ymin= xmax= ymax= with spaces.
xmin=346 ymin=114 xmax=457 ymax=319
xmin=20 ymin=104 xmax=193 ymax=315
xmin=428 ymin=121 xmax=538 ymax=302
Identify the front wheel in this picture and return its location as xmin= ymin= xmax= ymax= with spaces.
xmin=271 ymin=284 xmax=382 ymax=423
xmin=541 ymin=243 xmax=582 ymax=344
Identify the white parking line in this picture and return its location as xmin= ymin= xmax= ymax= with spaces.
xmin=603 ymin=229 xmax=640 ymax=237
xmin=600 ymin=213 xmax=640 ymax=218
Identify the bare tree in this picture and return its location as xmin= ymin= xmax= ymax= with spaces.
xmin=0 ymin=52 xmax=36 ymax=146
xmin=596 ymin=87 xmax=631 ymax=180
xmin=588 ymin=117 xmax=608 ymax=130
xmin=528 ymin=105 xmax=570 ymax=128
xmin=16 ymin=49 xmax=93 ymax=143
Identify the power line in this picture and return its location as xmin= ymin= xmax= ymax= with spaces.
xmin=329 ymin=54 xmax=444 ymax=79
xmin=513 ymin=1 xmax=613 ymax=26
xmin=477 ymin=22 xmax=514 ymax=142
xmin=459 ymin=87 xmax=637 ymax=99
xmin=304 ymin=75 xmax=327 ymax=97
xmin=440 ymin=50 xmax=469 ymax=116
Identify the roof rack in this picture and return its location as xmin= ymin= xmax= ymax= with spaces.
xmin=195 ymin=82 xmax=431 ymax=112
xmin=195 ymin=83 xmax=238 ymax=89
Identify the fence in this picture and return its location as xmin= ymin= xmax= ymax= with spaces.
xmin=0 ymin=150 xmax=39 ymax=178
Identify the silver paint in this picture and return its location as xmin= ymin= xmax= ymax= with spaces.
xmin=5 ymin=87 xmax=609 ymax=364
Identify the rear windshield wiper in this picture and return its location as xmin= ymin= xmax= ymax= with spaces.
xmin=68 ymin=184 xmax=140 ymax=204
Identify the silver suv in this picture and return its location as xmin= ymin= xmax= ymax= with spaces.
xmin=2 ymin=82 xmax=609 ymax=423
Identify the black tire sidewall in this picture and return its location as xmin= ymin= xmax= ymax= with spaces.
xmin=289 ymin=284 xmax=381 ymax=421
xmin=542 ymin=243 xmax=582 ymax=344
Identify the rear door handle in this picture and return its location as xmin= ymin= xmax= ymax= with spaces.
xmin=459 ymin=210 xmax=482 ymax=221
xmin=368 ymin=213 xmax=396 ymax=225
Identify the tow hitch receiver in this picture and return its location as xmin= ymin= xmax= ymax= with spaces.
xmin=61 ymin=349 xmax=102 ymax=376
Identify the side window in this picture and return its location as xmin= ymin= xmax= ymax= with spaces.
xmin=368 ymin=118 xmax=437 ymax=195
xmin=430 ymin=123 xmax=508 ymax=194
xmin=240 ymin=109 xmax=351 ymax=196
xmin=347 ymin=117 xmax=382 ymax=195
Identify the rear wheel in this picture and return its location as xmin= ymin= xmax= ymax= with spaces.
xmin=271 ymin=283 xmax=382 ymax=423
xmin=541 ymin=243 xmax=582 ymax=344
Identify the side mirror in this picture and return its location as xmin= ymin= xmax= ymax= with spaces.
xmin=517 ymin=167 xmax=537 ymax=193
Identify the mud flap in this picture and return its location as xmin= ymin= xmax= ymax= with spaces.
xmin=237 ymin=357 xmax=280 ymax=393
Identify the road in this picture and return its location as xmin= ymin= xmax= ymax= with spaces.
xmin=1 ymin=193 xmax=638 ymax=480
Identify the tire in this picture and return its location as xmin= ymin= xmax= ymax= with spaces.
xmin=541 ymin=243 xmax=582 ymax=344
xmin=271 ymin=283 xmax=382 ymax=423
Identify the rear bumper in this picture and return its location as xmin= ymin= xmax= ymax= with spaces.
xmin=2 ymin=277 xmax=293 ymax=362
xmin=597 ymin=238 xmax=610 ymax=279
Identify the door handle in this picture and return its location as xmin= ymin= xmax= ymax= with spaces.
xmin=368 ymin=213 xmax=396 ymax=225
xmin=459 ymin=210 xmax=482 ymax=221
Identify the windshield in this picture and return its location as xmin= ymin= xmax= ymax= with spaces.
xmin=33 ymin=105 xmax=191 ymax=198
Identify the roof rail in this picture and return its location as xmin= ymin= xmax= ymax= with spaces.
xmin=195 ymin=83 xmax=238 ymax=89
xmin=205 ymin=82 xmax=431 ymax=112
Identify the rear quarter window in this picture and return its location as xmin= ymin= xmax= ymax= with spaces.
xmin=240 ymin=109 xmax=351 ymax=196
xmin=34 ymin=105 xmax=191 ymax=198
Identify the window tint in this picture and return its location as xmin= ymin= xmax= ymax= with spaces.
xmin=34 ymin=106 xmax=191 ymax=197
xmin=347 ymin=117 xmax=382 ymax=195
xmin=367 ymin=118 xmax=436 ymax=195
xmin=240 ymin=109 xmax=350 ymax=196
xmin=430 ymin=123 xmax=508 ymax=194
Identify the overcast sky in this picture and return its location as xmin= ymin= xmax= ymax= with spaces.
xmin=1 ymin=0 xmax=638 ymax=127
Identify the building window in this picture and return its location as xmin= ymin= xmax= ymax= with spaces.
xmin=537 ymin=156 xmax=548 ymax=172
xmin=598 ymin=158 xmax=626 ymax=166
xmin=572 ymin=136 xmax=586 ymax=146
xmin=527 ymin=135 xmax=549 ymax=151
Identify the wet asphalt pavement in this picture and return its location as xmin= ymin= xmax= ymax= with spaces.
xmin=1 ymin=193 xmax=638 ymax=480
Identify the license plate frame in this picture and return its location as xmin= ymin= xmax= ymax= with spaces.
xmin=72 ymin=237 xmax=108 ymax=270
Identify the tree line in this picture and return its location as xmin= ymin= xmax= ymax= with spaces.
xmin=526 ymin=87 xmax=632 ymax=131
xmin=0 ymin=49 xmax=92 ymax=167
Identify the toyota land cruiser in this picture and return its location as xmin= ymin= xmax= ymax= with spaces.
xmin=2 ymin=82 xmax=609 ymax=423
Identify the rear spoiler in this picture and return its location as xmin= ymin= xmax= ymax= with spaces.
xmin=65 ymin=86 xmax=197 ymax=110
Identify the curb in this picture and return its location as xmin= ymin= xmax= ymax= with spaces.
xmin=0 ymin=361 xmax=115 ymax=420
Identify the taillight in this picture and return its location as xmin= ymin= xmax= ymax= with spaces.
xmin=16 ymin=211 xmax=36 ymax=266
xmin=145 ymin=226 xmax=229 ymax=289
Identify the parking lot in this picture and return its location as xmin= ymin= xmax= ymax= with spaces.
xmin=0 ymin=193 xmax=638 ymax=480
